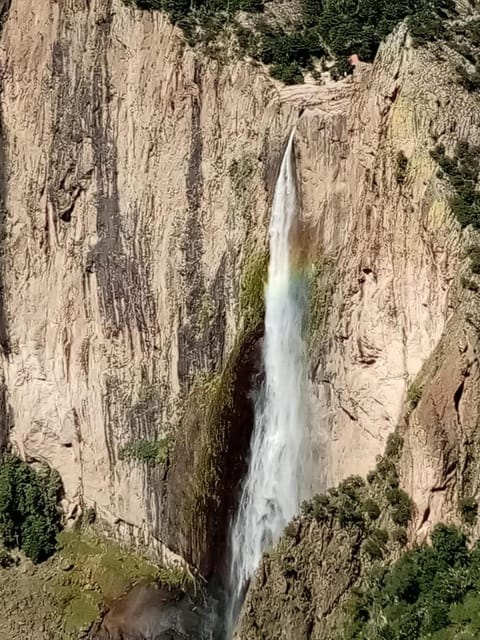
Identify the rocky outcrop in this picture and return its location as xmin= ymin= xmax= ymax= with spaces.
xmin=238 ymin=520 xmax=364 ymax=640
xmin=399 ymin=280 xmax=480 ymax=540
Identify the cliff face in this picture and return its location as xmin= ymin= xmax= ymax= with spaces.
xmin=0 ymin=0 xmax=476 ymax=585
xmin=237 ymin=25 xmax=480 ymax=638
xmin=0 ymin=0 xmax=298 ymax=573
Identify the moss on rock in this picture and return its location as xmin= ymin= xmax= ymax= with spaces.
xmin=239 ymin=251 xmax=268 ymax=332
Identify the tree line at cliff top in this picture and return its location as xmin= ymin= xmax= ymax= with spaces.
xmin=123 ymin=0 xmax=456 ymax=83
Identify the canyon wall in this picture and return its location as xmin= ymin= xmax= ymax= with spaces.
xmin=0 ymin=0 xmax=475 ymax=578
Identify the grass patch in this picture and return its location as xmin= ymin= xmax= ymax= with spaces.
xmin=52 ymin=529 xmax=194 ymax=633
xmin=56 ymin=529 xmax=158 ymax=598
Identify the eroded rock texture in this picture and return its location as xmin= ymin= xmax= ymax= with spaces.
xmin=0 ymin=0 xmax=477 ymax=585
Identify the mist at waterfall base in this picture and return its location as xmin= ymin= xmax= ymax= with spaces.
xmin=225 ymin=130 xmax=307 ymax=636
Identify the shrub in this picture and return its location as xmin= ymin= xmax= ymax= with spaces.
xmin=387 ymin=488 xmax=412 ymax=527
xmin=270 ymin=62 xmax=304 ymax=85
xmin=408 ymin=8 xmax=446 ymax=46
xmin=118 ymin=437 xmax=172 ymax=467
xmin=371 ymin=527 xmax=389 ymax=545
xmin=335 ymin=494 xmax=364 ymax=528
xmin=284 ymin=521 xmax=298 ymax=539
xmin=0 ymin=547 xmax=13 ymax=568
xmin=459 ymin=496 xmax=478 ymax=525
xmin=363 ymin=498 xmax=380 ymax=521
xmin=385 ymin=433 xmax=404 ymax=459
xmin=329 ymin=57 xmax=354 ymax=81
xmin=301 ymin=493 xmax=330 ymax=522
xmin=0 ymin=455 xmax=61 ymax=563
xmin=431 ymin=524 xmax=468 ymax=567
xmin=461 ymin=275 xmax=479 ymax=292
xmin=338 ymin=476 xmax=366 ymax=497
xmin=395 ymin=151 xmax=409 ymax=184
xmin=392 ymin=527 xmax=408 ymax=546
xmin=469 ymin=246 xmax=480 ymax=275
xmin=407 ymin=382 xmax=422 ymax=408
xmin=375 ymin=456 xmax=399 ymax=488
xmin=362 ymin=536 xmax=384 ymax=560
xmin=457 ymin=63 xmax=480 ymax=92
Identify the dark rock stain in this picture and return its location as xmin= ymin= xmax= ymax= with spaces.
xmin=177 ymin=59 xmax=207 ymax=387
xmin=0 ymin=0 xmax=12 ymax=355
xmin=49 ymin=2 xmax=158 ymax=474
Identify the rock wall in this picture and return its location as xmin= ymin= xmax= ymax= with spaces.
xmin=0 ymin=0 xmax=475 ymax=578
xmin=0 ymin=0 xmax=297 ymax=570
xmin=236 ymin=25 xmax=480 ymax=639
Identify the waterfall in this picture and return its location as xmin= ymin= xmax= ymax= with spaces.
xmin=226 ymin=130 xmax=306 ymax=635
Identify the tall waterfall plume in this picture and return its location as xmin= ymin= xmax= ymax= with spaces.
xmin=226 ymin=130 xmax=307 ymax=634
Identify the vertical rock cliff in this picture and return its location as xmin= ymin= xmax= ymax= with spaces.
xmin=0 ymin=0 xmax=478 ymax=600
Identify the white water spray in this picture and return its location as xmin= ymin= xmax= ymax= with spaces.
xmin=227 ymin=130 xmax=306 ymax=634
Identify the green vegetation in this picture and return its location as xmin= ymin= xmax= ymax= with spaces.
xmin=450 ymin=19 xmax=480 ymax=89
xmin=469 ymin=246 xmax=480 ymax=275
xmin=407 ymin=0 xmax=455 ymax=46
xmin=0 ymin=454 xmax=61 ymax=563
xmin=430 ymin=141 xmax=480 ymax=230
xmin=341 ymin=524 xmax=480 ymax=640
xmin=430 ymin=142 xmax=480 ymax=276
xmin=385 ymin=433 xmax=404 ymax=458
xmin=183 ymin=322 xmax=256 ymax=552
xmin=386 ymin=487 xmax=412 ymax=527
xmin=461 ymin=275 xmax=479 ymax=292
xmin=362 ymin=528 xmax=389 ymax=561
xmin=457 ymin=63 xmax=480 ymax=92
xmin=364 ymin=498 xmax=380 ymax=521
xmin=407 ymin=382 xmax=422 ymax=408
xmin=392 ymin=526 xmax=408 ymax=546
xmin=53 ymin=528 xmax=193 ymax=633
xmin=305 ymin=258 xmax=334 ymax=363
xmin=122 ymin=0 xmax=456 ymax=84
xmin=301 ymin=433 xmax=411 ymax=535
xmin=459 ymin=496 xmax=478 ymax=525
xmin=0 ymin=547 xmax=14 ymax=567
xmin=395 ymin=151 xmax=408 ymax=185
xmin=239 ymin=251 xmax=268 ymax=331
xmin=118 ymin=436 xmax=173 ymax=466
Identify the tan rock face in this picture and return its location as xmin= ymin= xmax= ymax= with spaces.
xmin=0 ymin=0 xmax=299 ymax=572
xmin=0 ymin=0 xmax=474 ymax=576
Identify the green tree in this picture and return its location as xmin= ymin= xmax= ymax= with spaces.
xmin=0 ymin=455 xmax=61 ymax=563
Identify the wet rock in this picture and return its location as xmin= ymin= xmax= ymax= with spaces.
xmin=90 ymin=584 xmax=212 ymax=640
